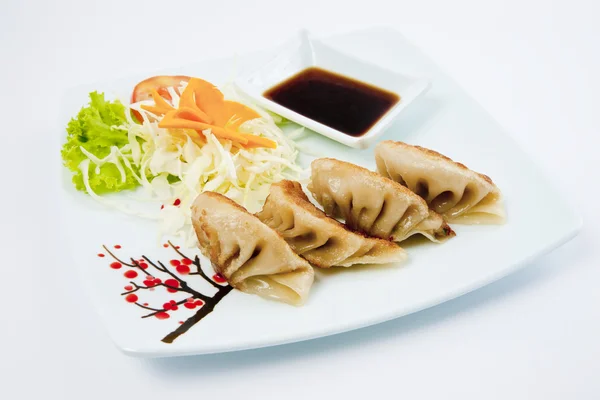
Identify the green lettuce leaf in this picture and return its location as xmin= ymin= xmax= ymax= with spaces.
xmin=61 ymin=92 xmax=140 ymax=194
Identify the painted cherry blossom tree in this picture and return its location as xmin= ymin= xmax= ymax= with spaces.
xmin=100 ymin=242 xmax=231 ymax=343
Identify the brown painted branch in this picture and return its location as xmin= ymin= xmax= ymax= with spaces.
xmin=158 ymin=261 xmax=183 ymax=280
xmin=167 ymin=241 xmax=189 ymax=259
xmin=120 ymin=281 xmax=146 ymax=295
xmin=129 ymin=258 xmax=159 ymax=276
xmin=150 ymin=259 xmax=212 ymax=301
xmin=141 ymin=299 xmax=188 ymax=319
xmin=140 ymin=257 xmax=168 ymax=274
xmin=120 ymin=256 xmax=210 ymax=301
xmin=134 ymin=302 xmax=162 ymax=312
xmin=192 ymin=256 xmax=222 ymax=289
xmin=144 ymin=257 xmax=182 ymax=284
xmin=120 ymin=281 xmax=185 ymax=296
xmin=161 ymin=282 xmax=211 ymax=301
xmin=103 ymin=245 xmax=135 ymax=267
xmin=166 ymin=242 xmax=222 ymax=290
xmin=121 ymin=261 xmax=199 ymax=296
xmin=161 ymin=285 xmax=233 ymax=344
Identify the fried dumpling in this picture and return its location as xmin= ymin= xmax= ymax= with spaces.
xmin=375 ymin=141 xmax=505 ymax=224
xmin=191 ymin=191 xmax=314 ymax=306
xmin=308 ymin=158 xmax=455 ymax=242
xmin=257 ymin=180 xmax=407 ymax=268
xmin=403 ymin=210 xmax=455 ymax=242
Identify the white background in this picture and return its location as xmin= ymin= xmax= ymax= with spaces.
xmin=1 ymin=0 xmax=599 ymax=398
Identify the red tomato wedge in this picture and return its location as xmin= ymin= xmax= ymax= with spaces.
xmin=131 ymin=75 xmax=190 ymax=122
xmin=131 ymin=75 xmax=191 ymax=103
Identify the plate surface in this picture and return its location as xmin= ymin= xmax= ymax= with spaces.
xmin=59 ymin=27 xmax=581 ymax=357
xmin=235 ymin=30 xmax=431 ymax=149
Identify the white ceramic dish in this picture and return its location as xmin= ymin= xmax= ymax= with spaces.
xmin=59 ymin=27 xmax=581 ymax=358
xmin=234 ymin=30 xmax=431 ymax=149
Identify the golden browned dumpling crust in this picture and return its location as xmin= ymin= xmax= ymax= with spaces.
xmin=308 ymin=158 xmax=454 ymax=242
xmin=192 ymin=192 xmax=314 ymax=306
xmin=375 ymin=141 xmax=505 ymax=224
xmin=257 ymin=180 xmax=407 ymax=268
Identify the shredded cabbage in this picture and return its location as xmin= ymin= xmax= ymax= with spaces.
xmin=74 ymin=84 xmax=307 ymax=247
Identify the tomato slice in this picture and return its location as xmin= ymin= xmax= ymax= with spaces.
xmin=130 ymin=75 xmax=190 ymax=122
xmin=131 ymin=75 xmax=191 ymax=103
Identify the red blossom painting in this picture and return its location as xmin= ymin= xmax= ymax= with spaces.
xmin=100 ymin=242 xmax=232 ymax=343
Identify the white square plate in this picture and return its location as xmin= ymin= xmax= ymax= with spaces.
xmin=59 ymin=27 xmax=581 ymax=357
xmin=234 ymin=30 xmax=431 ymax=149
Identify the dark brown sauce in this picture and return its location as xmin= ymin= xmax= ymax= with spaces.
xmin=264 ymin=67 xmax=399 ymax=137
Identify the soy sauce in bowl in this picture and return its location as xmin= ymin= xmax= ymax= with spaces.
xmin=264 ymin=67 xmax=400 ymax=137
